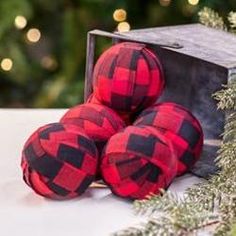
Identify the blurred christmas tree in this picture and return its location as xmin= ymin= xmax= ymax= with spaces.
xmin=0 ymin=0 xmax=235 ymax=108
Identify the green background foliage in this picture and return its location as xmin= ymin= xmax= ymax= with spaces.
xmin=0 ymin=0 xmax=235 ymax=108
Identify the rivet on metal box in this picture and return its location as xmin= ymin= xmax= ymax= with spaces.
xmin=84 ymin=24 xmax=236 ymax=178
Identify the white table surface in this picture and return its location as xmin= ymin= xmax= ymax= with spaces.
xmin=0 ymin=109 xmax=202 ymax=236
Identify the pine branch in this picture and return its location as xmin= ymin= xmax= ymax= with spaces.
xmin=188 ymin=79 xmax=236 ymax=235
xmin=214 ymin=195 xmax=236 ymax=236
xmin=228 ymin=12 xmax=236 ymax=33
xmin=198 ymin=7 xmax=226 ymax=31
xmin=213 ymin=75 xmax=236 ymax=111
xmin=114 ymin=190 xmax=219 ymax=236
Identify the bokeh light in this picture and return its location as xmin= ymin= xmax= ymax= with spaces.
xmin=14 ymin=15 xmax=27 ymax=29
xmin=41 ymin=56 xmax=58 ymax=71
xmin=1 ymin=58 xmax=13 ymax=71
xmin=188 ymin=0 xmax=199 ymax=6
xmin=117 ymin=22 xmax=130 ymax=32
xmin=113 ymin=9 xmax=127 ymax=22
xmin=26 ymin=28 xmax=41 ymax=43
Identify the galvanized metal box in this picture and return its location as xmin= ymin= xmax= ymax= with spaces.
xmin=84 ymin=24 xmax=236 ymax=178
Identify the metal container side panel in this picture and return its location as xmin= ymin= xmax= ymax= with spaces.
xmin=151 ymin=47 xmax=228 ymax=178
xmin=153 ymin=46 xmax=227 ymax=140
xmin=124 ymin=24 xmax=236 ymax=68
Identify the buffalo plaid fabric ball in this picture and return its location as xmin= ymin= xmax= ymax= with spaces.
xmin=92 ymin=42 xmax=165 ymax=124
xmin=87 ymin=93 xmax=132 ymax=125
xmin=134 ymin=102 xmax=204 ymax=176
xmin=60 ymin=103 xmax=125 ymax=155
xmin=21 ymin=123 xmax=98 ymax=199
xmin=101 ymin=125 xmax=177 ymax=200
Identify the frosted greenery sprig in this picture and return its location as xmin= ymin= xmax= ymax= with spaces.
xmin=213 ymin=75 xmax=236 ymax=111
xmin=228 ymin=12 xmax=236 ymax=33
xmin=198 ymin=7 xmax=226 ymax=30
xmin=199 ymin=7 xmax=236 ymax=35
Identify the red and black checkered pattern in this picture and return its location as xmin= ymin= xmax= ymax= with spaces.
xmin=60 ymin=103 xmax=126 ymax=155
xmin=134 ymin=102 xmax=204 ymax=176
xmin=87 ymin=93 xmax=133 ymax=125
xmin=101 ymin=125 xmax=177 ymax=200
xmin=21 ymin=123 xmax=98 ymax=199
xmin=92 ymin=42 xmax=165 ymax=123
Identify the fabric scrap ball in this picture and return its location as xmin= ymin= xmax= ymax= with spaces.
xmin=21 ymin=123 xmax=98 ymax=199
xmin=92 ymin=42 xmax=165 ymax=123
xmin=134 ymin=102 xmax=204 ymax=176
xmin=60 ymin=103 xmax=126 ymax=155
xmin=101 ymin=125 xmax=177 ymax=200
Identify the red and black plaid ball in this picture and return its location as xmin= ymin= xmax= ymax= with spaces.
xmin=101 ymin=125 xmax=177 ymax=200
xmin=87 ymin=93 xmax=132 ymax=125
xmin=21 ymin=123 xmax=98 ymax=199
xmin=60 ymin=103 xmax=126 ymax=154
xmin=134 ymin=102 xmax=204 ymax=176
xmin=92 ymin=42 xmax=165 ymax=123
